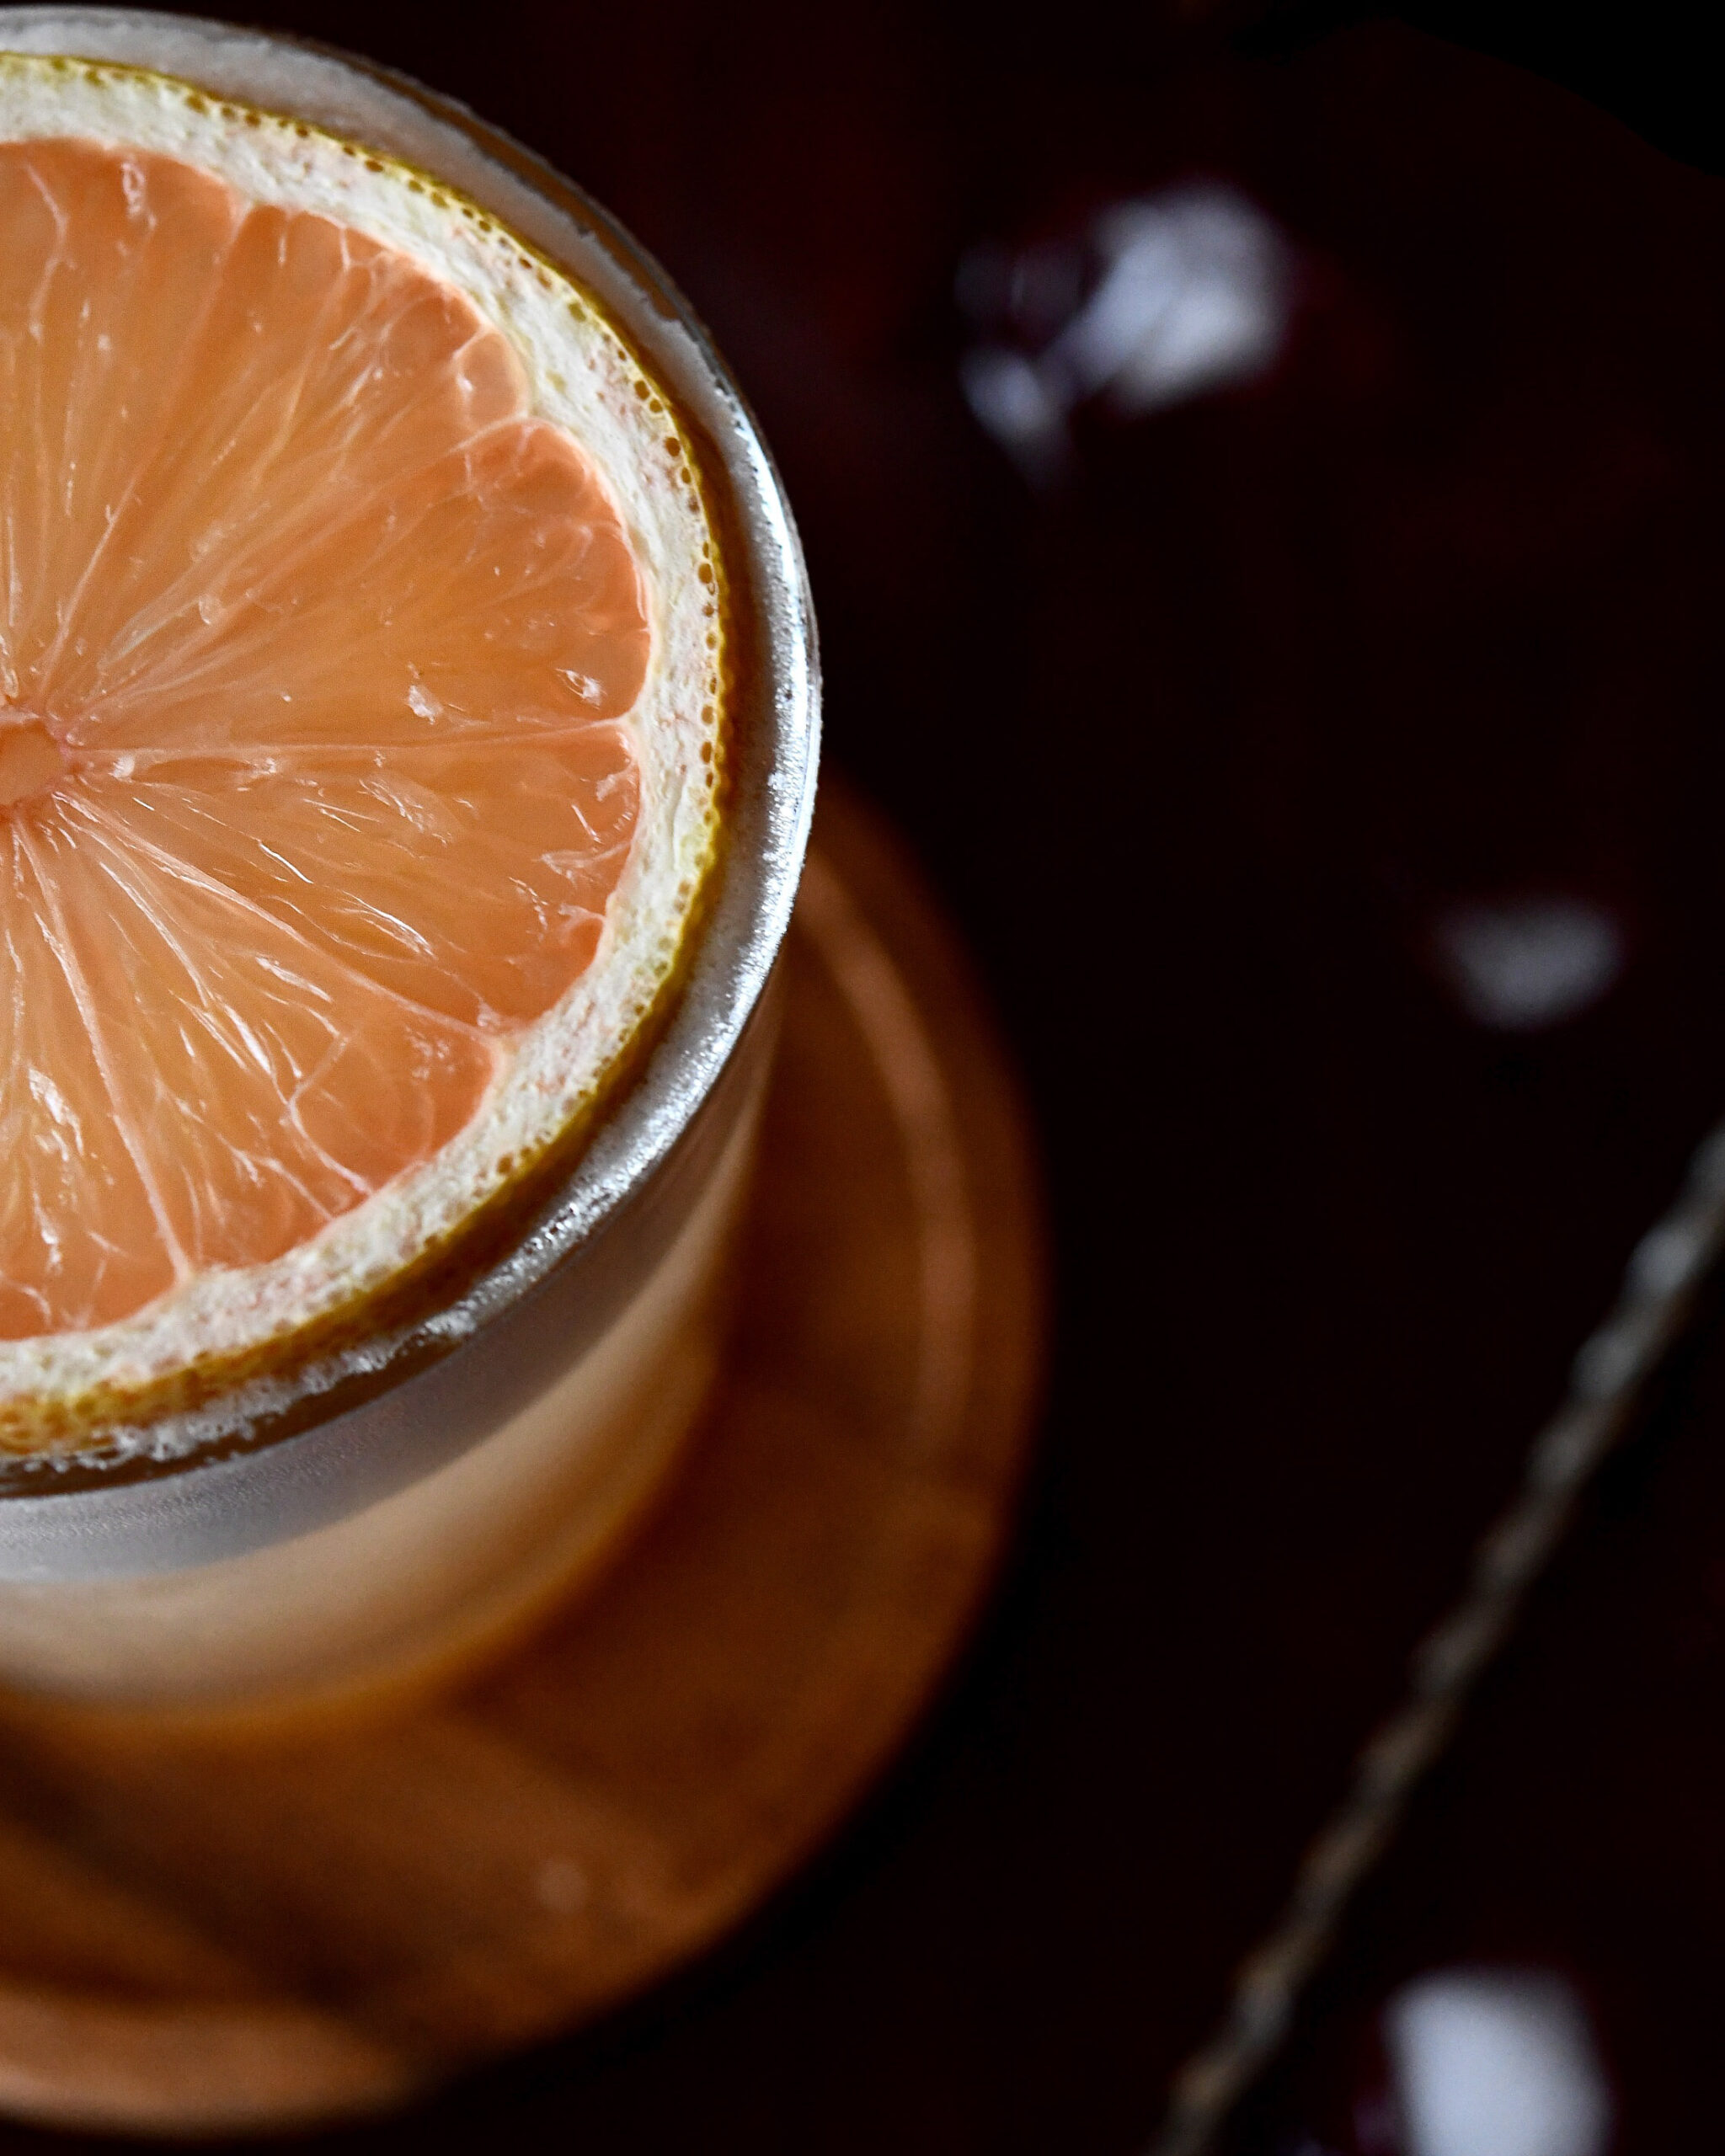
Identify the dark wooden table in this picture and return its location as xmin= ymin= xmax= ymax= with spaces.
xmin=3 ymin=7 xmax=1722 ymax=2151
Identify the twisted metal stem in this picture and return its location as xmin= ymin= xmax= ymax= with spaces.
xmin=1147 ymin=1117 xmax=1725 ymax=2156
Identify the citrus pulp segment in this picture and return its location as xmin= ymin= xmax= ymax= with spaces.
xmin=0 ymin=56 xmax=726 ymax=1454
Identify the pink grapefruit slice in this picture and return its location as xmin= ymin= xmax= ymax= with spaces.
xmin=0 ymin=56 xmax=724 ymax=1454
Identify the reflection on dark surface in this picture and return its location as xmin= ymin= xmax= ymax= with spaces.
xmin=1429 ymin=898 xmax=1625 ymax=1033
xmin=1284 ymin=1965 xmax=1617 ymax=2156
xmin=959 ymin=182 xmax=1293 ymax=480
xmin=3 ymin=7 xmax=1723 ymax=2152
xmin=1380 ymin=1969 xmax=1610 ymax=2156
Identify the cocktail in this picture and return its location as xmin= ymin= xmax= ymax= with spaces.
xmin=0 ymin=7 xmax=818 ymax=1716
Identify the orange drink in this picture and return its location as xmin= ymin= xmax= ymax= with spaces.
xmin=0 ymin=11 xmax=818 ymax=1714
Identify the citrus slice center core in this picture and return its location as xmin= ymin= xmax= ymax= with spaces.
xmin=0 ymin=720 xmax=68 ymax=808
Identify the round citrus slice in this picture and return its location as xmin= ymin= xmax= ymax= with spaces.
xmin=0 ymin=56 xmax=725 ymax=1454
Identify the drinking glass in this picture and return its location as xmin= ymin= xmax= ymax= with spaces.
xmin=0 ymin=5 xmax=819 ymax=1715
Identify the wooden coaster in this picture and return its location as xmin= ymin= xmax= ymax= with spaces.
xmin=0 ymin=784 xmax=1044 ymax=2137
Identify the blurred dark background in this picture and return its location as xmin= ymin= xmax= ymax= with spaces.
xmin=7 ymin=3 xmax=1725 ymax=2150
